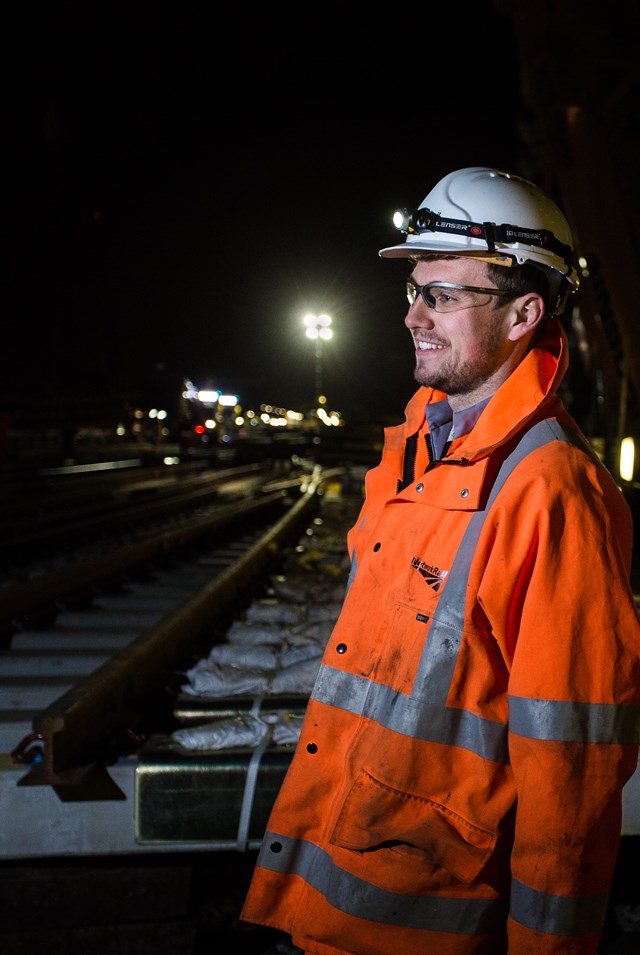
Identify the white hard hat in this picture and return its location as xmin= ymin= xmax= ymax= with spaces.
xmin=379 ymin=166 xmax=579 ymax=303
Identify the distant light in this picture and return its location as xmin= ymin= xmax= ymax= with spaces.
xmin=182 ymin=382 xmax=199 ymax=400
xmin=303 ymin=312 xmax=332 ymax=340
xmin=198 ymin=389 xmax=220 ymax=404
xmin=116 ymin=424 xmax=126 ymax=436
xmin=194 ymin=424 xmax=206 ymax=434
xmin=620 ymin=437 xmax=635 ymax=482
xmin=163 ymin=456 xmax=180 ymax=466
xmin=204 ymin=419 xmax=216 ymax=429
xmin=149 ymin=408 xmax=158 ymax=418
xmin=218 ymin=394 xmax=238 ymax=407
xmin=157 ymin=410 xmax=167 ymax=420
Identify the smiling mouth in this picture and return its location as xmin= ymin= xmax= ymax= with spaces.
xmin=417 ymin=341 xmax=445 ymax=351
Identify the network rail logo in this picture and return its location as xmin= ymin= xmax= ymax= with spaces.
xmin=411 ymin=556 xmax=449 ymax=592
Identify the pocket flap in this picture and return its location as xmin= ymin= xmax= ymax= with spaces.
xmin=331 ymin=769 xmax=497 ymax=884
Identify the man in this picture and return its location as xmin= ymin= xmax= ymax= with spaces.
xmin=241 ymin=167 xmax=640 ymax=953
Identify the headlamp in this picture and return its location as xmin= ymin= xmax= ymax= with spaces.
xmin=392 ymin=208 xmax=439 ymax=235
xmin=391 ymin=206 xmax=576 ymax=278
xmin=392 ymin=209 xmax=412 ymax=232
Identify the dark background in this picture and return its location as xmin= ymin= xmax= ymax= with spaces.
xmin=5 ymin=4 xmax=525 ymax=426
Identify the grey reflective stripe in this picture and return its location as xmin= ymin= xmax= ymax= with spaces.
xmin=509 ymin=695 xmax=640 ymax=744
xmin=312 ymin=665 xmax=508 ymax=762
xmin=413 ymin=419 xmax=570 ymax=702
xmin=510 ymin=877 xmax=609 ymax=935
xmin=344 ymin=548 xmax=358 ymax=596
xmin=259 ymin=831 xmax=507 ymax=934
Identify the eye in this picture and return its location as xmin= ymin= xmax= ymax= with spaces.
xmin=433 ymin=289 xmax=456 ymax=305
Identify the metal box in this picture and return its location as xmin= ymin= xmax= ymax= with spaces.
xmin=134 ymin=735 xmax=294 ymax=848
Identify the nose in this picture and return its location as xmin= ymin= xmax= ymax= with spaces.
xmin=404 ymin=297 xmax=435 ymax=330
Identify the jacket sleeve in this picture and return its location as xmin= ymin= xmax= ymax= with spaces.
xmin=477 ymin=445 xmax=640 ymax=953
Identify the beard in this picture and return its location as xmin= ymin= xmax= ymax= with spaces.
xmin=413 ymin=322 xmax=507 ymax=396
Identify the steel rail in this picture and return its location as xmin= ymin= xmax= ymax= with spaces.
xmin=13 ymin=474 xmax=326 ymax=797
xmin=0 ymin=463 xmax=267 ymax=560
xmin=0 ymin=491 xmax=288 ymax=629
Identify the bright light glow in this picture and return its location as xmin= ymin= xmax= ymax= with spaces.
xmin=578 ymin=256 xmax=588 ymax=269
xmin=204 ymin=419 xmax=216 ymax=429
xmin=261 ymin=412 xmax=270 ymax=423
xmin=198 ymin=389 xmax=220 ymax=404
xmin=149 ymin=408 xmax=158 ymax=418
xmin=116 ymin=424 xmax=126 ymax=436
xmin=157 ymin=410 xmax=167 ymax=420
xmin=620 ymin=437 xmax=635 ymax=481
xmin=235 ymin=416 xmax=244 ymax=426
xmin=218 ymin=394 xmax=238 ymax=407
xmin=163 ymin=456 xmax=180 ymax=466
xmin=182 ymin=379 xmax=197 ymax=400
xmin=304 ymin=313 xmax=332 ymax=340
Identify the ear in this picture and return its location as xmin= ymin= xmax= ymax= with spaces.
xmin=506 ymin=293 xmax=546 ymax=342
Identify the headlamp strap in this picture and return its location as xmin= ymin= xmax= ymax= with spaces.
xmin=406 ymin=207 xmax=575 ymax=272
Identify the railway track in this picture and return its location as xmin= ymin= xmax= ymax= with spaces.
xmin=0 ymin=458 xmax=352 ymax=860
xmin=1 ymin=456 xmax=639 ymax=955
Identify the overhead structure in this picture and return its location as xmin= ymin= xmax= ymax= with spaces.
xmin=495 ymin=0 xmax=640 ymax=491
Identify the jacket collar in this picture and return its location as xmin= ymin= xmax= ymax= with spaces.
xmin=401 ymin=318 xmax=568 ymax=462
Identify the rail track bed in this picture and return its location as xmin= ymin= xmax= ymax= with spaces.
xmin=0 ymin=460 xmax=359 ymax=856
xmin=0 ymin=460 xmax=364 ymax=954
xmin=0 ymin=457 xmax=638 ymax=955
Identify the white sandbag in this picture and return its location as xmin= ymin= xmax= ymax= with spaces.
xmin=271 ymin=656 xmax=322 ymax=695
xmin=182 ymin=660 xmax=270 ymax=697
xmin=172 ymin=713 xmax=269 ymax=750
xmin=225 ymin=621 xmax=285 ymax=645
xmin=207 ymin=643 xmax=278 ymax=671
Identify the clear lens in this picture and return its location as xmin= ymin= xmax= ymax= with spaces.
xmin=406 ymin=280 xmax=418 ymax=305
xmin=428 ymin=286 xmax=494 ymax=311
xmin=405 ymin=280 xmax=507 ymax=312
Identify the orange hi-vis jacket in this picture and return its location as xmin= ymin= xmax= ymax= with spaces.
xmin=242 ymin=319 xmax=640 ymax=955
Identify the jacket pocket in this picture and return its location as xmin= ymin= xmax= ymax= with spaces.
xmin=330 ymin=768 xmax=497 ymax=884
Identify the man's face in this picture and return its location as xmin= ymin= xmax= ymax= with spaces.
xmin=405 ymin=257 xmax=519 ymax=410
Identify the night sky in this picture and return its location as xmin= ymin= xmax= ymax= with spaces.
xmin=7 ymin=5 xmax=525 ymax=426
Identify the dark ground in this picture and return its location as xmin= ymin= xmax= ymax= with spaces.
xmin=0 ymin=839 xmax=639 ymax=954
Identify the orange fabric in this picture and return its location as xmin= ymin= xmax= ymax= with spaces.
xmin=242 ymin=319 xmax=640 ymax=954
